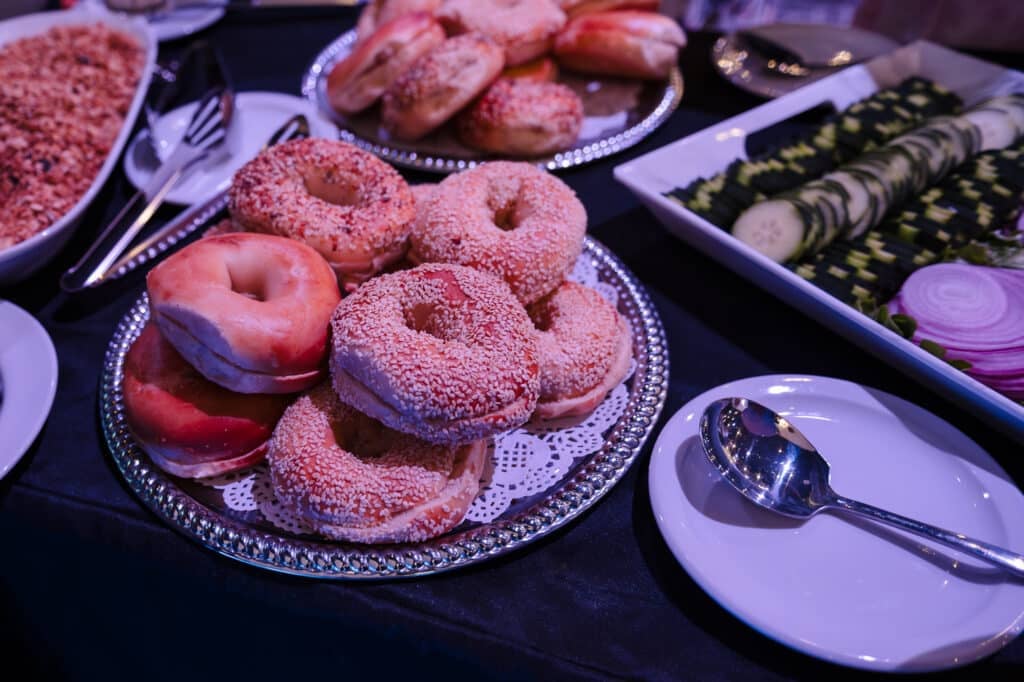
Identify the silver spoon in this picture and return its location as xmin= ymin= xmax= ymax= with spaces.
xmin=699 ymin=397 xmax=1024 ymax=579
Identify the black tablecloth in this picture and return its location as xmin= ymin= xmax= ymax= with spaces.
xmin=2 ymin=8 xmax=1022 ymax=680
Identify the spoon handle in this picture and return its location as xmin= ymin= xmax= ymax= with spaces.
xmin=830 ymin=496 xmax=1024 ymax=579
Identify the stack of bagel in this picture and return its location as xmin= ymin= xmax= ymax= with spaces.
xmin=123 ymin=138 xmax=631 ymax=544
xmin=327 ymin=0 xmax=686 ymax=155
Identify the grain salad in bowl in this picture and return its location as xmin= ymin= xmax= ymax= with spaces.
xmin=0 ymin=6 xmax=155 ymax=286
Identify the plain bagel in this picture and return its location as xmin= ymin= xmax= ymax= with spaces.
xmin=147 ymin=233 xmax=341 ymax=394
xmin=553 ymin=10 xmax=686 ymax=80
xmin=123 ymin=324 xmax=293 ymax=478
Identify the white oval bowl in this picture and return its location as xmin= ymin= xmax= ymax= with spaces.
xmin=0 ymin=5 xmax=156 ymax=287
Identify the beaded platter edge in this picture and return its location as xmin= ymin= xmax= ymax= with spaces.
xmin=100 ymin=236 xmax=670 ymax=579
xmin=299 ymin=30 xmax=684 ymax=175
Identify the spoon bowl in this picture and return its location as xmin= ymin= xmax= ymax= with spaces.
xmin=700 ymin=397 xmax=1024 ymax=579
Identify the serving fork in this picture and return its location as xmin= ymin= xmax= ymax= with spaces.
xmin=101 ymin=114 xmax=312 ymax=283
xmin=61 ymin=85 xmax=235 ymax=293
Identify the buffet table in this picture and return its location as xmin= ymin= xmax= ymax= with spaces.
xmin=1 ymin=7 xmax=1022 ymax=679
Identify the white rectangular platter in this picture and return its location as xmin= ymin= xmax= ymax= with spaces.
xmin=614 ymin=41 xmax=1024 ymax=442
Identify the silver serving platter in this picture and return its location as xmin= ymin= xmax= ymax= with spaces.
xmin=100 ymin=236 xmax=669 ymax=579
xmin=300 ymin=29 xmax=684 ymax=174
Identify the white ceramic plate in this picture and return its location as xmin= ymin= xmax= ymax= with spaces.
xmin=649 ymin=374 xmax=1024 ymax=672
xmin=0 ymin=301 xmax=58 ymax=479
xmin=614 ymin=40 xmax=1024 ymax=443
xmin=124 ymin=91 xmax=338 ymax=206
xmin=84 ymin=0 xmax=224 ymax=42
xmin=0 ymin=5 xmax=156 ymax=286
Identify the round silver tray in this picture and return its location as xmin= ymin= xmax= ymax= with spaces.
xmin=300 ymin=29 xmax=683 ymax=174
xmin=100 ymin=236 xmax=669 ymax=579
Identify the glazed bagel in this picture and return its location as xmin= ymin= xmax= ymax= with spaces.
xmin=147 ymin=233 xmax=340 ymax=394
xmin=330 ymin=263 xmax=540 ymax=444
xmin=436 ymin=0 xmax=567 ymax=66
xmin=501 ymin=55 xmax=559 ymax=82
xmin=457 ymin=78 xmax=583 ymax=156
xmin=557 ymin=0 xmax=659 ymax=18
xmin=553 ymin=10 xmax=687 ymax=79
xmin=327 ymin=13 xmax=445 ymax=116
xmin=355 ymin=0 xmax=442 ymax=43
xmin=527 ymin=282 xmax=632 ymax=419
xmin=410 ymin=161 xmax=586 ymax=304
xmin=381 ymin=33 xmax=505 ymax=141
xmin=229 ymin=138 xmax=415 ymax=290
xmin=269 ymin=383 xmax=486 ymax=543
xmin=123 ymin=324 xmax=293 ymax=478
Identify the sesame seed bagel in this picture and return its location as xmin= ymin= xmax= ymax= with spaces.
xmin=528 ymin=281 xmax=632 ymax=419
xmin=355 ymin=0 xmax=443 ymax=43
xmin=327 ymin=12 xmax=445 ymax=116
xmin=269 ymin=382 xmax=486 ymax=544
xmin=330 ymin=263 xmax=540 ymax=444
xmin=380 ymin=33 xmax=505 ymax=141
xmin=228 ymin=138 xmax=415 ymax=291
xmin=437 ymin=0 xmax=567 ymax=66
xmin=147 ymin=233 xmax=341 ymax=394
xmin=409 ymin=161 xmax=586 ymax=305
xmin=123 ymin=324 xmax=292 ymax=479
xmin=456 ymin=78 xmax=583 ymax=156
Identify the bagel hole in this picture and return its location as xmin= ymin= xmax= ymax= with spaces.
xmin=404 ymin=302 xmax=451 ymax=340
xmin=226 ymin=263 xmax=267 ymax=302
xmin=491 ymin=197 xmax=520 ymax=231
xmin=530 ymin=307 xmax=554 ymax=332
xmin=304 ymin=173 xmax=361 ymax=207
xmin=332 ymin=416 xmax=393 ymax=460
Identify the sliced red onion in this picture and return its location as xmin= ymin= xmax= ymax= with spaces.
xmin=953 ymin=348 xmax=1024 ymax=376
xmin=897 ymin=263 xmax=1024 ymax=351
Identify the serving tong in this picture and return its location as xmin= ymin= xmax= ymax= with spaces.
xmin=103 ymin=114 xmax=311 ymax=283
xmin=60 ymin=46 xmax=235 ymax=293
xmin=60 ymin=87 xmax=234 ymax=293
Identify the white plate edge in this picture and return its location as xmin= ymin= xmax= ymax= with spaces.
xmin=0 ymin=301 xmax=58 ymax=479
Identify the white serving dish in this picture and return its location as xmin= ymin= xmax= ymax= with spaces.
xmin=614 ymin=41 xmax=1024 ymax=443
xmin=0 ymin=5 xmax=156 ymax=286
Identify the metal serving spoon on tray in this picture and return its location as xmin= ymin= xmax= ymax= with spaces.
xmin=699 ymin=397 xmax=1024 ymax=578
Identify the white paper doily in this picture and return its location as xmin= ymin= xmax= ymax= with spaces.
xmin=199 ymin=256 xmax=635 ymax=535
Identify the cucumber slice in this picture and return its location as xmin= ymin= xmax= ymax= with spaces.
xmin=823 ymin=170 xmax=879 ymax=237
xmin=732 ymin=198 xmax=819 ymax=262
xmin=964 ymin=107 xmax=1020 ymax=151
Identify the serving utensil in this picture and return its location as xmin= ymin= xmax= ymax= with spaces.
xmin=101 ymin=114 xmax=311 ymax=283
xmin=61 ymin=85 xmax=235 ymax=293
xmin=145 ymin=40 xmax=217 ymax=144
xmin=737 ymin=32 xmax=814 ymax=77
xmin=733 ymin=24 xmax=900 ymax=79
xmin=699 ymin=396 xmax=1024 ymax=578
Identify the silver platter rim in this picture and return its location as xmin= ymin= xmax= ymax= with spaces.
xmin=300 ymin=29 xmax=684 ymax=175
xmin=100 ymin=236 xmax=669 ymax=579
